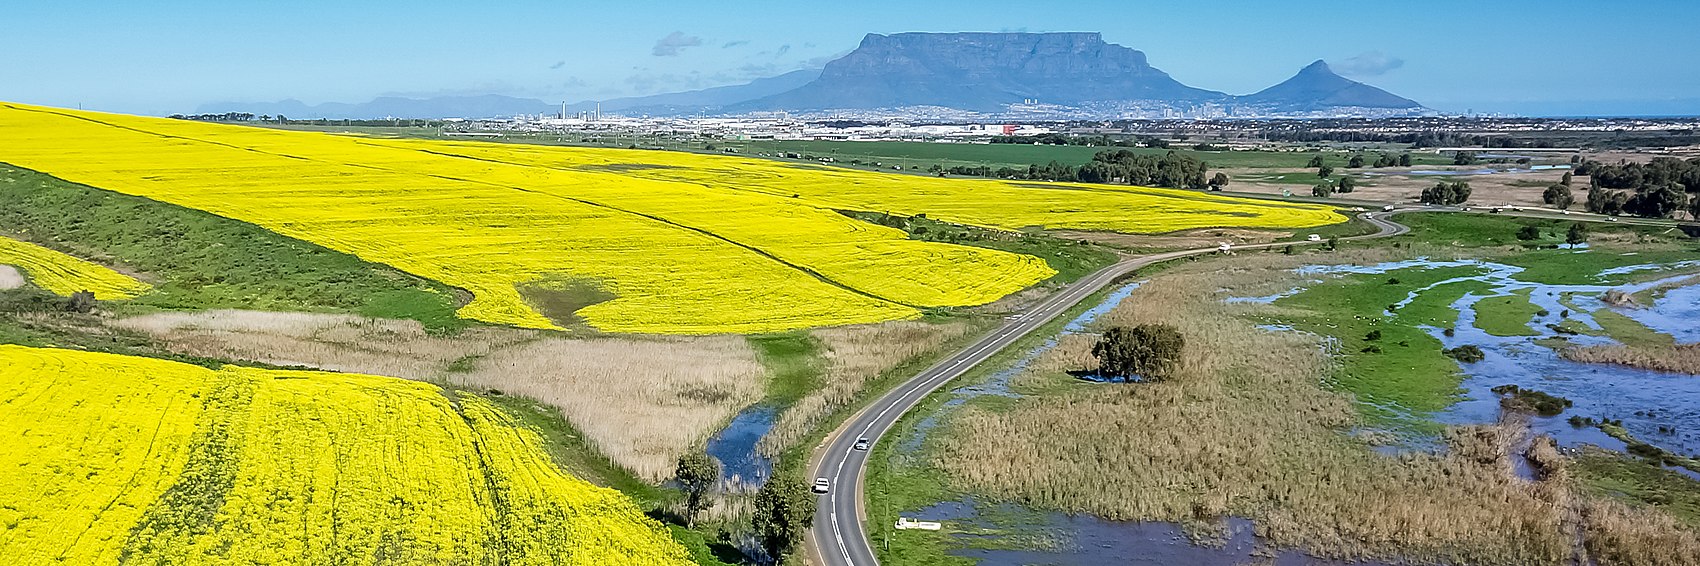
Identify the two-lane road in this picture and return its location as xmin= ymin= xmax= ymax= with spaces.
xmin=805 ymin=211 xmax=1411 ymax=566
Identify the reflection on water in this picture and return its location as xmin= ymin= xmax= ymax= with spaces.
xmin=704 ymin=405 xmax=777 ymax=488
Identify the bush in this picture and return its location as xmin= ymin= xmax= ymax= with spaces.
xmin=1092 ymin=324 xmax=1185 ymax=382
xmin=1444 ymin=345 xmax=1486 ymax=363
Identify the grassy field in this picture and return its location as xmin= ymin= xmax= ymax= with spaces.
xmin=0 ymin=344 xmax=692 ymax=564
xmin=0 ymin=163 xmax=465 ymax=331
xmin=1473 ymin=288 xmax=1543 ymax=337
xmin=0 ymin=102 xmax=1350 ymax=333
xmin=1573 ymin=448 xmax=1700 ymax=528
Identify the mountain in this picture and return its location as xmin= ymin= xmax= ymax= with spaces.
xmin=570 ymin=68 xmax=822 ymax=115
xmin=197 ymin=94 xmax=556 ymax=120
xmin=734 ymin=32 xmax=1224 ymax=113
xmin=1237 ymin=60 xmax=1423 ymax=111
xmin=197 ymin=70 xmax=822 ymax=120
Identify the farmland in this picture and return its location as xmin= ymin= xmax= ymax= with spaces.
xmin=0 ymin=233 xmax=150 ymax=299
xmin=0 ymin=344 xmax=691 ymax=564
xmin=0 ymin=102 xmax=1343 ymax=334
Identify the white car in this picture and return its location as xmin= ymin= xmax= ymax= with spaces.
xmin=813 ymin=478 xmax=831 ymax=493
xmin=853 ymin=438 xmax=871 ymax=451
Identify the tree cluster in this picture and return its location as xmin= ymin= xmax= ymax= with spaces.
xmin=752 ymin=479 xmax=816 ymax=564
xmin=1076 ymin=150 xmax=1210 ymax=190
xmin=1420 ymin=181 xmax=1472 ymax=205
xmin=1577 ymin=157 xmax=1700 ymax=219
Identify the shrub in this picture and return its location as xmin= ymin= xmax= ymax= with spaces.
xmin=1444 ymin=345 xmax=1486 ymax=363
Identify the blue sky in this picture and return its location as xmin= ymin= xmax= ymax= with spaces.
xmin=4 ymin=0 xmax=1698 ymax=116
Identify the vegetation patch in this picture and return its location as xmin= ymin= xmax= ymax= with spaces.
xmin=1471 ymin=288 xmax=1543 ymax=337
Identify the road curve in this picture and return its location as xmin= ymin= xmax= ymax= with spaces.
xmin=805 ymin=211 xmax=1410 ymax=566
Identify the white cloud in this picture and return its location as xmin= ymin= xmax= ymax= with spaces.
xmin=1331 ymin=51 xmax=1405 ymax=77
xmin=652 ymin=31 xmax=703 ymax=57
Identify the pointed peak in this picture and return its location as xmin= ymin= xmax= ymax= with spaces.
xmin=1300 ymin=60 xmax=1334 ymax=74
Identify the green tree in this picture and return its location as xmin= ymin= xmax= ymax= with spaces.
xmin=1421 ymin=181 xmax=1472 ymax=205
xmin=1091 ymin=324 xmax=1185 ymax=382
xmin=753 ymin=479 xmax=816 ymax=564
xmin=1453 ymin=151 xmax=1477 ymax=165
xmin=1318 ymin=164 xmax=1335 ymax=178
xmin=65 ymin=290 xmax=95 ymax=314
xmin=1306 ymin=155 xmax=1325 ymax=168
xmin=1336 ymin=176 xmax=1357 ymax=193
xmin=1347 ymin=154 xmax=1365 ymax=168
xmin=1566 ymin=223 xmax=1588 ymax=247
xmin=1517 ymin=225 xmax=1541 ymax=241
xmin=1311 ymin=182 xmax=1335 ymax=198
xmin=1543 ymin=184 xmax=1574 ymax=210
xmin=675 ymin=451 xmax=720 ymax=527
xmin=1561 ymin=171 xmax=1573 ymax=186
xmin=1398 ymin=153 xmax=1413 ymax=167
xmin=1208 ymin=172 xmax=1230 ymax=190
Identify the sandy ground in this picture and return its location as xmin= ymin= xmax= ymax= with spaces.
xmin=1228 ymin=165 xmax=1575 ymax=208
xmin=0 ymin=265 xmax=23 ymax=290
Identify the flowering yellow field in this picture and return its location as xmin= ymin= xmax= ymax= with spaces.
xmin=0 ymin=344 xmax=691 ymax=564
xmin=0 ymin=102 xmax=1342 ymax=333
xmin=0 ymin=233 xmax=150 ymax=299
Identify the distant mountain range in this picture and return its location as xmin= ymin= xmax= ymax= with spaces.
xmin=200 ymin=32 xmax=1429 ymax=120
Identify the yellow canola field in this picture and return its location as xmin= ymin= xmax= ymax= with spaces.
xmin=0 ymin=233 xmax=150 ymax=299
xmin=393 ymin=139 xmax=1346 ymax=234
xmin=0 ymin=345 xmax=691 ymax=565
xmin=0 ymin=102 xmax=1341 ymax=333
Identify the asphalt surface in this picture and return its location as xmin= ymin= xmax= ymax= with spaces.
xmin=805 ymin=211 xmax=1412 ymax=566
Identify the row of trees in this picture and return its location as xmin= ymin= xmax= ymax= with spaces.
xmin=1421 ymin=181 xmax=1473 ymax=205
xmin=1309 ymin=153 xmax=1414 ymax=169
xmin=1576 ymin=157 xmax=1700 ymax=219
xmin=937 ymin=150 xmax=1214 ymax=190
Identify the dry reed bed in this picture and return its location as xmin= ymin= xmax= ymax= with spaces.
xmin=457 ymin=336 xmax=765 ymax=482
xmin=116 ymin=310 xmax=767 ymax=483
xmin=756 ymin=320 xmax=976 ymax=458
xmin=1562 ymin=343 xmax=1700 ymax=376
xmin=929 ymin=250 xmax=1700 ymax=565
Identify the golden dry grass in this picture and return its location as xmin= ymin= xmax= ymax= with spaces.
xmin=1562 ymin=344 xmax=1700 ymax=375
xmin=756 ymin=321 xmax=978 ymax=458
xmin=454 ymin=336 xmax=766 ymax=482
xmin=929 ymin=250 xmax=1699 ymax=565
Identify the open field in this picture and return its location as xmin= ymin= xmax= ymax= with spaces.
xmin=0 ymin=233 xmax=150 ymax=299
xmin=0 ymin=102 xmax=1343 ymax=333
xmin=0 ymin=344 xmax=690 ymax=564
xmin=890 ymin=249 xmax=1700 ymax=565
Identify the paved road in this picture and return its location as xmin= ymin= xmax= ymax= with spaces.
xmin=804 ymin=211 xmax=1412 ymax=566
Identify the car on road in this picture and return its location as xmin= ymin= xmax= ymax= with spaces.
xmin=813 ymin=477 xmax=831 ymax=493
xmin=853 ymin=438 xmax=870 ymax=451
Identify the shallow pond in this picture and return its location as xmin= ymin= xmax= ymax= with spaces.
xmin=1283 ymin=258 xmax=1700 ymax=458
xmin=704 ymin=404 xmax=777 ymax=488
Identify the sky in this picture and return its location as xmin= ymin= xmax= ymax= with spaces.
xmin=4 ymin=0 xmax=1698 ymax=117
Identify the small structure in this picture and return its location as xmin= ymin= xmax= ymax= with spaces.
xmin=895 ymin=517 xmax=942 ymax=531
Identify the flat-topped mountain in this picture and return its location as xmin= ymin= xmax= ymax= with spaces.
xmin=196 ymin=32 xmax=1430 ymax=119
xmin=736 ymin=32 xmax=1223 ymax=112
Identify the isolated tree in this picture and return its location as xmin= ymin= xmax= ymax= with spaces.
xmin=1312 ymin=182 xmax=1335 ymax=198
xmin=1517 ymin=225 xmax=1542 ymax=241
xmin=1561 ymin=171 xmax=1574 ymax=186
xmin=1318 ymin=164 xmax=1335 ymax=179
xmin=1306 ymin=155 xmax=1325 ymax=168
xmin=1336 ymin=176 xmax=1357 ymax=193
xmin=1543 ymin=184 xmax=1574 ymax=210
xmin=752 ymin=479 xmax=816 ymax=564
xmin=1348 ymin=154 xmax=1365 ymax=168
xmin=1209 ymin=172 xmax=1230 ymax=190
xmin=1091 ymin=324 xmax=1185 ymax=382
xmin=1398 ymin=153 xmax=1414 ymax=167
xmin=1453 ymin=151 xmax=1478 ymax=165
xmin=1566 ymin=223 xmax=1589 ymax=246
xmin=675 ymin=451 xmax=720 ymax=527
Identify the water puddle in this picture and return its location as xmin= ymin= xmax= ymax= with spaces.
xmin=909 ymin=499 xmax=1396 ymax=566
xmin=704 ymin=405 xmax=777 ymax=488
